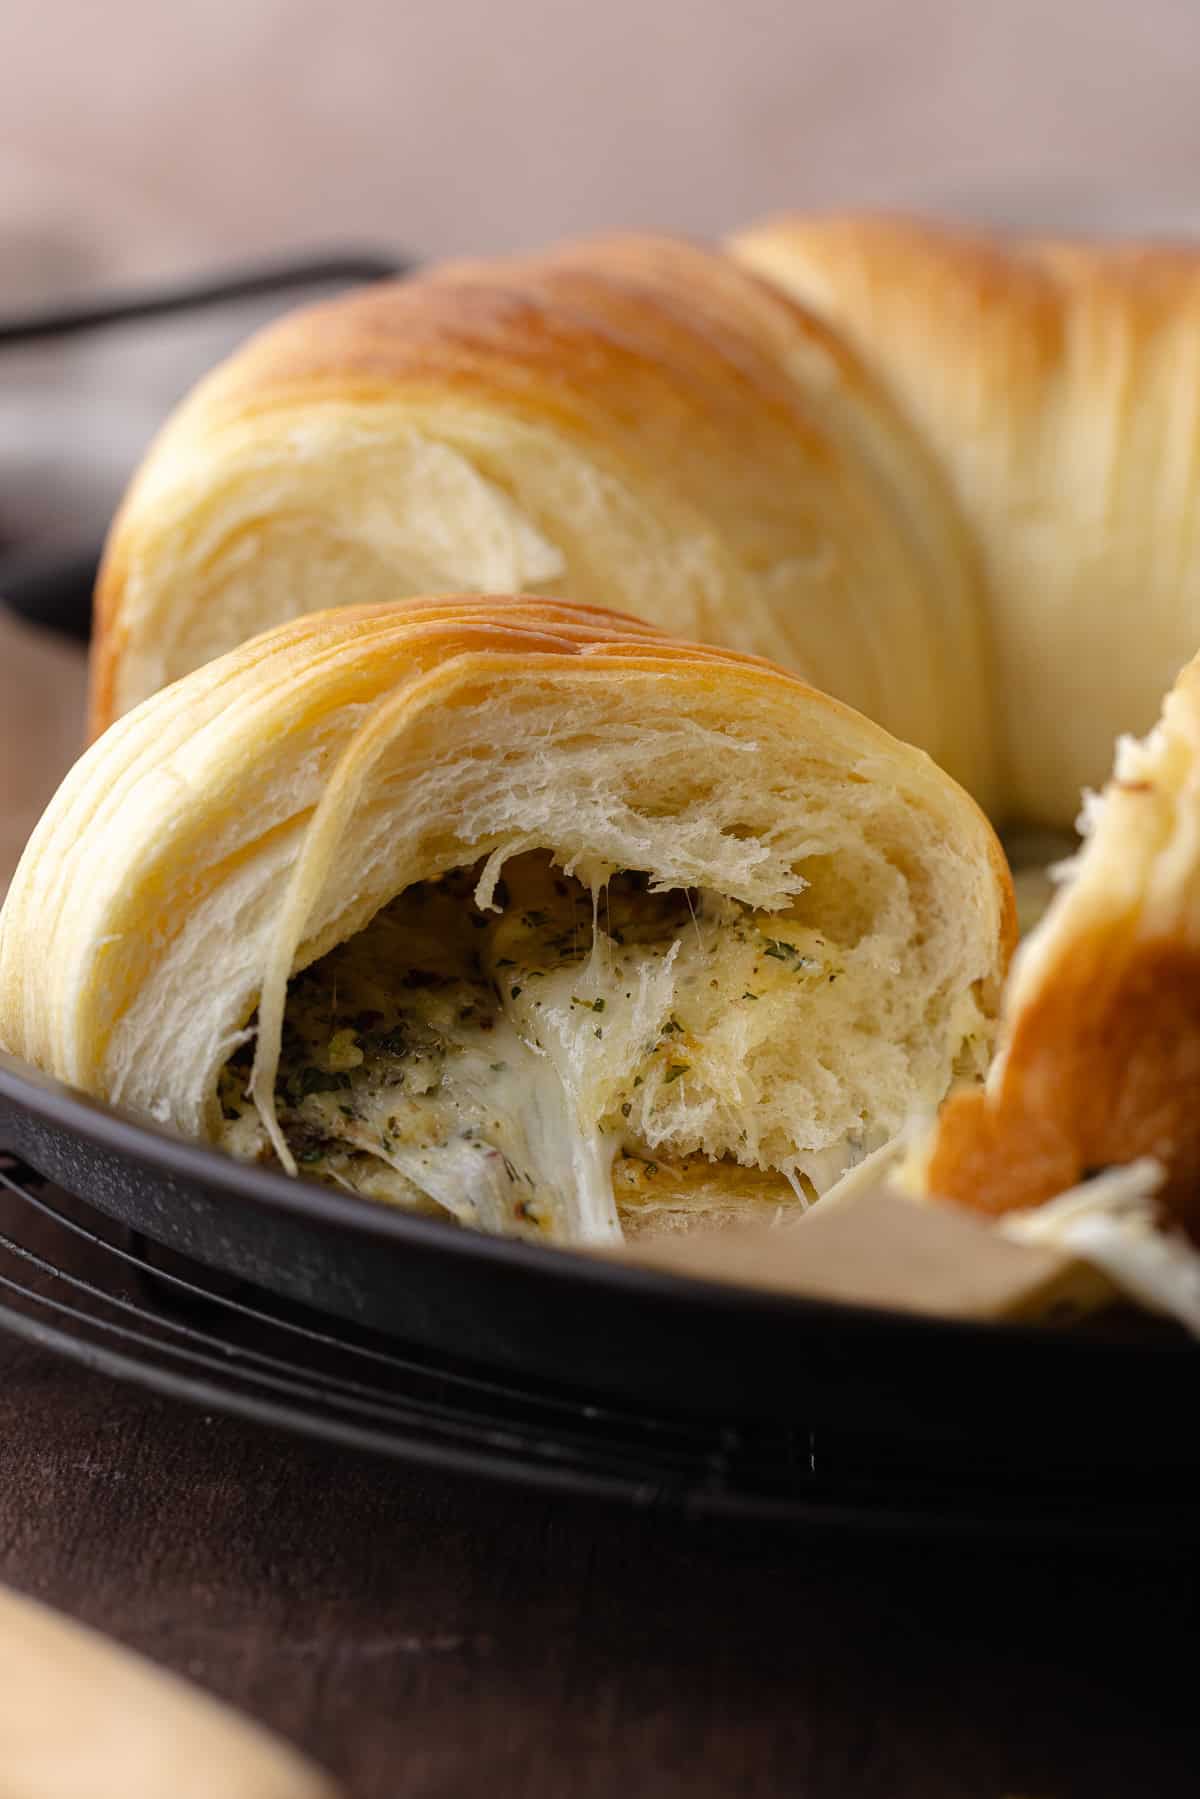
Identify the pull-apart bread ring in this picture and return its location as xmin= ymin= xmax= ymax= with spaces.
xmin=0 ymin=598 xmax=1012 ymax=1246
xmin=90 ymin=233 xmax=997 ymax=812
xmin=93 ymin=218 xmax=1200 ymax=833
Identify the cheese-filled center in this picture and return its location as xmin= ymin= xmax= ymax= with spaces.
xmin=217 ymin=850 xmax=990 ymax=1243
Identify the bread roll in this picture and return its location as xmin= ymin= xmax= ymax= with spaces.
xmin=2 ymin=597 xmax=1012 ymax=1245
xmin=91 ymin=235 xmax=996 ymax=809
xmin=732 ymin=212 xmax=1200 ymax=826
xmin=915 ymin=649 xmax=1200 ymax=1227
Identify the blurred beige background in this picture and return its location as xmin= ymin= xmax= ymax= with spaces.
xmin=5 ymin=0 xmax=1200 ymax=285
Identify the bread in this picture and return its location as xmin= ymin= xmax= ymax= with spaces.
xmin=94 ymin=216 xmax=1200 ymax=836
xmin=913 ymin=649 xmax=1200 ymax=1229
xmin=732 ymin=212 xmax=1200 ymax=827
xmin=0 ymin=597 xmax=1012 ymax=1246
xmin=90 ymin=234 xmax=997 ymax=809
xmin=73 ymin=212 xmax=1200 ymax=1248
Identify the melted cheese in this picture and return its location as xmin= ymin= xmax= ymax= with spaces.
xmin=220 ymin=861 xmax=707 ymax=1242
xmin=217 ymin=853 xmax=896 ymax=1243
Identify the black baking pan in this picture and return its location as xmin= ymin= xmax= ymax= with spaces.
xmin=0 ymin=548 xmax=98 ymax=641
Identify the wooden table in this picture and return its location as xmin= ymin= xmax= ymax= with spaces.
xmin=0 ymin=612 xmax=1197 ymax=1798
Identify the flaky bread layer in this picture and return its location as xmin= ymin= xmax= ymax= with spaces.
xmin=2 ymin=596 xmax=1012 ymax=1218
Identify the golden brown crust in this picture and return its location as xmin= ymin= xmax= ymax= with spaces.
xmin=88 ymin=240 xmax=759 ymax=730
xmin=95 ymin=212 xmax=1200 ymax=827
xmin=125 ymin=235 xmax=870 ymax=433
xmin=913 ymin=636 xmax=1200 ymax=1226
xmin=925 ymin=924 xmax=1200 ymax=1227
xmin=734 ymin=209 xmax=1200 ymax=382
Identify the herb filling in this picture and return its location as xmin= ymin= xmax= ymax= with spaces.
xmin=217 ymin=852 xmax=859 ymax=1242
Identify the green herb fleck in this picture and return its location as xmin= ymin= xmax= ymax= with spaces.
xmin=664 ymin=1063 xmax=689 ymax=1083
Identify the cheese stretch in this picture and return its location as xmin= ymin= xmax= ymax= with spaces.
xmin=217 ymin=853 xmax=880 ymax=1243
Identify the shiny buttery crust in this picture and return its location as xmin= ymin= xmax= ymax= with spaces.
xmin=91 ymin=234 xmax=996 ymax=808
xmin=95 ymin=216 xmax=1200 ymax=831
xmin=732 ymin=212 xmax=1200 ymax=825
xmin=0 ymin=598 xmax=1013 ymax=1187
xmin=918 ymin=652 xmax=1200 ymax=1227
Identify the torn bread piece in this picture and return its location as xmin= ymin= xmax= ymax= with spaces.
xmin=0 ymin=596 xmax=1011 ymax=1248
xmin=916 ymin=650 xmax=1200 ymax=1234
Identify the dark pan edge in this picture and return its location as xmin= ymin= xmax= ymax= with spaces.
xmin=2 ymin=1288 xmax=1196 ymax=1550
